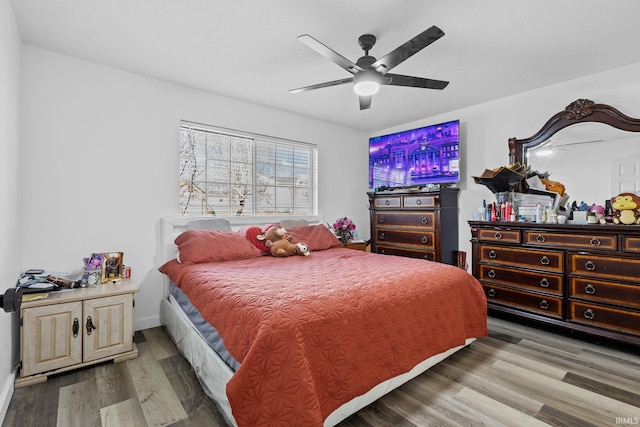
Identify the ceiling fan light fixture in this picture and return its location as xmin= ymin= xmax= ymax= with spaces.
xmin=353 ymin=71 xmax=381 ymax=96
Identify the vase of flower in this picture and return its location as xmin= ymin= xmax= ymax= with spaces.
xmin=332 ymin=217 xmax=356 ymax=245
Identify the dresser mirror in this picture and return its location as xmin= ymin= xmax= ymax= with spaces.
xmin=508 ymin=99 xmax=640 ymax=205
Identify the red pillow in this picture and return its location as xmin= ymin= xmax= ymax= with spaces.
xmin=244 ymin=226 xmax=269 ymax=255
xmin=287 ymin=225 xmax=342 ymax=251
xmin=175 ymin=230 xmax=263 ymax=263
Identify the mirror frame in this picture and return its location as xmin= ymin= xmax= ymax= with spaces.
xmin=508 ymin=99 xmax=640 ymax=166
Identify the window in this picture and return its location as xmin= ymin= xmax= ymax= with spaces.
xmin=179 ymin=122 xmax=317 ymax=217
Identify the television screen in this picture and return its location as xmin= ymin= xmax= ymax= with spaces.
xmin=369 ymin=119 xmax=460 ymax=190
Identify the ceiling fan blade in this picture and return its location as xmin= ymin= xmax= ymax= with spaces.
xmin=297 ymin=34 xmax=363 ymax=75
xmin=372 ymin=26 xmax=445 ymax=74
xmin=289 ymin=77 xmax=353 ymax=94
xmin=359 ymin=95 xmax=372 ymax=110
xmin=384 ymin=73 xmax=449 ymax=90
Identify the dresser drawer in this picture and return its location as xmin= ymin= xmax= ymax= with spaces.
xmin=569 ymin=277 xmax=640 ymax=309
xmin=524 ymin=230 xmax=617 ymax=251
xmin=375 ymin=245 xmax=435 ymax=261
xmin=479 ymin=265 xmax=562 ymax=295
xmin=569 ymin=302 xmax=640 ymax=335
xmin=375 ymin=212 xmax=436 ymax=229
xmin=479 ymin=245 xmax=563 ymax=273
xmin=621 ymin=236 xmax=640 ymax=253
xmin=374 ymin=197 xmax=401 ymax=208
xmin=376 ymin=230 xmax=435 ymax=249
xmin=403 ymin=195 xmax=437 ymax=208
xmin=483 ymin=284 xmax=562 ymax=318
xmin=477 ymin=228 xmax=521 ymax=244
xmin=569 ymin=253 xmax=640 ymax=282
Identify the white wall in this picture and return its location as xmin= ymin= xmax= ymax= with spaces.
xmin=0 ymin=0 xmax=22 ymax=421
xmin=20 ymin=45 xmax=371 ymax=331
xmin=373 ymin=61 xmax=640 ymax=260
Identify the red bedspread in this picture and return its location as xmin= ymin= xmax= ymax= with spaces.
xmin=160 ymin=248 xmax=487 ymax=426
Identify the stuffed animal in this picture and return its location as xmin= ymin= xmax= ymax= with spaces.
xmin=294 ymin=242 xmax=311 ymax=256
xmin=611 ymin=192 xmax=640 ymax=225
xmin=257 ymin=225 xmax=309 ymax=257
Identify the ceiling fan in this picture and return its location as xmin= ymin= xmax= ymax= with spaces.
xmin=289 ymin=26 xmax=449 ymax=110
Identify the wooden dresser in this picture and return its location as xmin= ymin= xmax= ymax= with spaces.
xmin=469 ymin=220 xmax=640 ymax=345
xmin=368 ymin=188 xmax=458 ymax=265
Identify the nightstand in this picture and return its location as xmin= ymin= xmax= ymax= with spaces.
xmin=344 ymin=241 xmax=367 ymax=251
xmin=16 ymin=280 xmax=139 ymax=387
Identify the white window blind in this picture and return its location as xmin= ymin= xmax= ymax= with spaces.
xmin=179 ymin=122 xmax=318 ymax=217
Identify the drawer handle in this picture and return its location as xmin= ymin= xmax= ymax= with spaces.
xmin=536 ymin=234 xmax=546 ymax=243
xmin=487 ymin=269 xmax=496 ymax=278
xmin=385 ymin=200 xmax=391 ymax=205
xmin=540 ymin=299 xmax=549 ymax=310
xmin=86 ymin=316 xmax=96 ymax=336
xmin=379 ymin=216 xmax=385 ymax=223
xmin=72 ymin=318 xmax=79 ymax=338
xmin=584 ymin=309 xmax=595 ymax=320
xmin=585 ymin=260 xmax=596 ymax=271
xmin=540 ymin=256 xmax=550 ymax=265
xmin=494 ymin=232 xmax=503 ymax=239
xmin=380 ymin=249 xmax=385 ymax=254
xmin=421 ymin=236 xmax=428 ymax=244
xmin=585 ymin=284 xmax=596 ymax=294
xmin=416 ymin=199 xmax=422 ymax=205
xmin=379 ymin=232 xmax=385 ymax=240
xmin=488 ymin=289 xmax=496 ymax=298
xmin=539 ymin=278 xmax=550 ymax=288
xmin=590 ymin=237 xmax=601 ymax=246
xmin=423 ymin=255 xmax=430 ymax=260
xmin=421 ymin=217 xmax=429 ymax=224
xmin=488 ymin=250 xmax=497 ymax=259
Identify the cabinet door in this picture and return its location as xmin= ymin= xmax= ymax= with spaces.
xmin=83 ymin=294 xmax=134 ymax=362
xmin=21 ymin=301 xmax=83 ymax=377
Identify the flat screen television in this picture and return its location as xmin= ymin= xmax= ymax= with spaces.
xmin=369 ymin=119 xmax=460 ymax=190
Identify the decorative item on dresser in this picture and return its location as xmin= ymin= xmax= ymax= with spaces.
xmin=469 ymin=221 xmax=640 ymax=345
xmin=368 ymin=187 xmax=459 ymax=264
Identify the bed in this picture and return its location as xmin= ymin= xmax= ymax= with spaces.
xmin=158 ymin=216 xmax=487 ymax=426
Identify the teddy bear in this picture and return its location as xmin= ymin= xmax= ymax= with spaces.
xmin=257 ymin=225 xmax=310 ymax=257
xmin=611 ymin=192 xmax=640 ymax=225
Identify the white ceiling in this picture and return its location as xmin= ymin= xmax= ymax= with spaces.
xmin=10 ymin=0 xmax=640 ymax=133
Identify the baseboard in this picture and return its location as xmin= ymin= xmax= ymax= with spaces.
xmin=135 ymin=314 xmax=161 ymax=331
xmin=0 ymin=371 xmax=15 ymax=425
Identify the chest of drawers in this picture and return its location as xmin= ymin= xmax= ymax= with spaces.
xmin=470 ymin=221 xmax=640 ymax=345
xmin=369 ymin=189 xmax=458 ymax=265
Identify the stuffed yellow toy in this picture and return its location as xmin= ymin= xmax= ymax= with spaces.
xmin=611 ymin=193 xmax=640 ymax=225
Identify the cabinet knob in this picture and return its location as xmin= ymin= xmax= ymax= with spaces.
xmin=421 ymin=217 xmax=429 ymax=224
xmin=585 ymin=260 xmax=596 ymax=271
xmin=72 ymin=318 xmax=79 ymax=338
xmin=385 ymin=200 xmax=391 ymax=205
xmin=539 ymin=278 xmax=550 ymax=288
xmin=585 ymin=284 xmax=596 ymax=294
xmin=589 ymin=237 xmax=601 ymax=247
xmin=540 ymin=300 xmax=549 ymax=310
xmin=379 ymin=216 xmax=385 ymax=223
xmin=488 ymin=250 xmax=497 ymax=259
xmin=487 ymin=269 xmax=496 ymax=279
xmin=379 ymin=232 xmax=385 ymax=240
xmin=416 ymin=199 xmax=422 ymax=205
xmin=494 ymin=232 xmax=503 ymax=239
xmin=540 ymin=256 xmax=550 ymax=265
xmin=536 ymin=234 xmax=546 ymax=243
xmin=584 ymin=308 xmax=595 ymax=320
xmin=421 ymin=236 xmax=428 ymax=244
xmin=488 ymin=289 xmax=496 ymax=298
xmin=86 ymin=316 xmax=96 ymax=336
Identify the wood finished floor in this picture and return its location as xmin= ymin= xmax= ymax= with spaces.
xmin=3 ymin=316 xmax=639 ymax=427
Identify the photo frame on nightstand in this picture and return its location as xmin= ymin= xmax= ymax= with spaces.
xmin=101 ymin=252 xmax=123 ymax=283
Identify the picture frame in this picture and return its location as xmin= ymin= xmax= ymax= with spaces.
xmin=101 ymin=252 xmax=124 ymax=283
